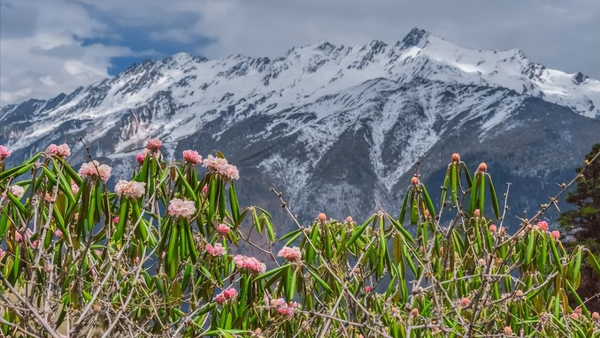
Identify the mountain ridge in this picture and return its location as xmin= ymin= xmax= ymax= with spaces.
xmin=2 ymin=27 xmax=599 ymax=226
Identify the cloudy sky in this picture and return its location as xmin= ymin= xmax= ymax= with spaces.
xmin=1 ymin=0 xmax=598 ymax=106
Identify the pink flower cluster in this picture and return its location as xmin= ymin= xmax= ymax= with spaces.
xmin=216 ymin=223 xmax=231 ymax=235
xmin=146 ymin=138 xmax=162 ymax=151
xmin=79 ymin=161 xmax=112 ymax=183
xmin=537 ymin=221 xmax=549 ymax=232
xmin=71 ymin=181 xmax=79 ymax=195
xmin=550 ymin=230 xmax=560 ymax=241
xmin=233 ymin=255 xmax=266 ymax=274
xmin=183 ymin=150 xmax=202 ymax=165
xmin=10 ymin=185 xmax=25 ymax=198
xmin=270 ymin=298 xmax=298 ymax=316
xmin=168 ymin=198 xmax=196 ymax=219
xmin=115 ymin=180 xmax=146 ymax=199
xmin=205 ymin=243 xmax=226 ymax=257
xmin=0 ymin=145 xmax=11 ymax=161
xmin=136 ymin=149 xmax=150 ymax=165
xmin=203 ymin=155 xmax=239 ymax=180
xmin=45 ymin=143 xmax=71 ymax=158
xmin=277 ymin=246 xmax=302 ymax=262
xmin=215 ymin=288 xmax=237 ymax=305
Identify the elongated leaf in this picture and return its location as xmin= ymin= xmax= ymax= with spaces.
xmin=487 ymin=174 xmax=501 ymax=220
xmin=586 ymin=252 xmax=600 ymax=276
xmin=228 ymin=182 xmax=239 ymax=224
xmin=421 ymin=184 xmax=436 ymax=219
xmin=451 ymin=163 xmax=458 ymax=206
xmin=398 ymin=189 xmax=410 ymax=225
xmin=307 ymin=267 xmax=334 ymax=295
xmin=176 ymin=166 xmax=197 ymax=202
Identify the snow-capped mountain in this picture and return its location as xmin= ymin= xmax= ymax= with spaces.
xmin=2 ymin=28 xmax=599 ymax=226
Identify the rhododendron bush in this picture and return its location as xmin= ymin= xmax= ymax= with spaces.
xmin=1 ymin=142 xmax=600 ymax=338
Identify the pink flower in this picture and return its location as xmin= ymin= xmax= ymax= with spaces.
xmin=223 ymin=288 xmax=237 ymax=299
xmin=215 ymin=288 xmax=237 ymax=305
xmin=205 ymin=243 xmax=226 ymax=257
xmin=345 ymin=216 xmax=353 ymax=224
xmin=46 ymin=144 xmax=58 ymax=156
xmin=115 ymin=180 xmax=146 ymax=199
xmin=411 ymin=176 xmax=419 ymax=186
xmin=0 ymin=248 xmax=5 ymax=258
xmin=233 ymin=255 xmax=266 ymax=274
xmin=10 ymin=185 xmax=25 ymax=198
xmin=79 ymin=161 xmax=112 ymax=183
xmin=31 ymin=240 xmax=39 ymax=249
xmin=0 ymin=145 xmax=10 ymax=161
xmin=223 ymin=164 xmax=239 ymax=180
xmin=550 ymin=230 xmax=560 ymax=240
xmin=489 ymin=224 xmax=497 ymax=233
xmin=47 ymin=143 xmax=71 ymax=158
xmin=277 ymin=246 xmax=302 ymax=262
xmin=55 ymin=229 xmax=63 ymax=238
xmin=56 ymin=144 xmax=71 ymax=158
xmin=15 ymin=232 xmax=23 ymax=243
xmin=203 ymin=155 xmax=239 ymax=180
xmin=183 ymin=150 xmax=202 ymax=165
xmin=201 ymin=185 xmax=208 ymax=194
xmin=146 ymin=138 xmax=162 ymax=151
xmin=270 ymin=298 xmax=286 ymax=307
xmin=537 ymin=221 xmax=548 ymax=232
xmin=168 ymin=198 xmax=196 ymax=219
xmin=71 ymin=181 xmax=79 ymax=195
xmin=461 ymin=298 xmax=471 ymax=307
xmin=215 ymin=293 xmax=227 ymax=305
xmin=277 ymin=307 xmax=294 ymax=316
xmin=270 ymin=298 xmax=296 ymax=316
xmin=365 ymin=286 xmax=371 ymax=293
xmin=136 ymin=149 xmax=149 ymax=165
xmin=113 ymin=217 xmax=120 ymax=224
xmin=216 ymin=223 xmax=231 ymax=235
xmin=473 ymin=209 xmax=481 ymax=218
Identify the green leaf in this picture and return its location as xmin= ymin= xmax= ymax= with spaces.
xmin=228 ymin=182 xmax=239 ymax=224
xmin=176 ymin=166 xmax=197 ymax=202
xmin=347 ymin=215 xmax=373 ymax=247
xmin=586 ymin=252 xmax=600 ymax=276
xmin=307 ymin=267 xmax=334 ymax=295
xmin=487 ymin=174 xmax=501 ymax=220
xmin=114 ymin=199 xmax=129 ymax=243
xmin=451 ymin=163 xmax=458 ymax=206
xmin=421 ymin=184 xmax=436 ymax=219
xmin=398 ymin=189 xmax=410 ymax=225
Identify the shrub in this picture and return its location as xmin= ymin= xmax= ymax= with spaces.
xmin=0 ymin=142 xmax=599 ymax=337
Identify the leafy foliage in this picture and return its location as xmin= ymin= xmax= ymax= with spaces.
xmin=1 ymin=143 xmax=600 ymax=337
xmin=559 ymin=143 xmax=600 ymax=312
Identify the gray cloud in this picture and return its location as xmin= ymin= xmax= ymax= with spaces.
xmin=1 ymin=0 xmax=598 ymax=106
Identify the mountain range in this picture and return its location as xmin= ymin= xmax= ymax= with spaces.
xmin=2 ymin=27 xmax=599 ymax=230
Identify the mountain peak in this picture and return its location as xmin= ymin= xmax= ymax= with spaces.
xmin=400 ymin=27 xmax=430 ymax=48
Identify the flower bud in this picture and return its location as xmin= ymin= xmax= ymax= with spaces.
xmin=461 ymin=297 xmax=471 ymax=307
xmin=411 ymin=176 xmax=419 ymax=186
xmin=503 ymin=326 xmax=513 ymax=335
xmin=451 ymin=153 xmax=460 ymax=162
xmin=477 ymin=162 xmax=487 ymax=172
xmin=489 ymin=224 xmax=497 ymax=233
xmin=592 ymin=311 xmax=600 ymax=321
xmin=410 ymin=308 xmax=419 ymax=317
xmin=317 ymin=213 xmax=327 ymax=223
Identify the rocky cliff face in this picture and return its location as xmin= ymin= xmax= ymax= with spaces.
xmin=2 ymin=28 xmax=599 ymax=228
